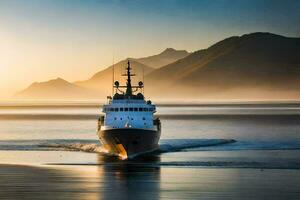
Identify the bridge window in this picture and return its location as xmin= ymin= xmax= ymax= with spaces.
xmin=129 ymin=108 xmax=133 ymax=111
xmin=149 ymin=108 xmax=154 ymax=112
xmin=115 ymin=108 xmax=119 ymax=112
xmin=143 ymin=108 xmax=148 ymax=111
xmin=125 ymin=108 xmax=128 ymax=111
xmin=120 ymin=108 xmax=124 ymax=111
xmin=134 ymin=108 xmax=138 ymax=111
xmin=139 ymin=108 xmax=143 ymax=111
xmin=110 ymin=108 xmax=114 ymax=111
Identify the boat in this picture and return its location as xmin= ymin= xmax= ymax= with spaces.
xmin=97 ymin=60 xmax=161 ymax=159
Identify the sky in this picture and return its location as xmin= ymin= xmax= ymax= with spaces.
xmin=0 ymin=0 xmax=300 ymax=98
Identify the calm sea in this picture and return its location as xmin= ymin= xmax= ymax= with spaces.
xmin=0 ymin=103 xmax=299 ymax=199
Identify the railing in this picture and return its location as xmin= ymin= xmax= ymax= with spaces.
xmin=98 ymin=116 xmax=161 ymax=131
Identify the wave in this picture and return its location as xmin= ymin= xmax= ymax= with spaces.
xmin=50 ymin=160 xmax=300 ymax=169
xmin=158 ymin=139 xmax=235 ymax=152
xmin=185 ymin=140 xmax=300 ymax=151
xmin=144 ymin=161 xmax=300 ymax=169
xmin=0 ymin=139 xmax=234 ymax=152
xmin=1 ymin=139 xmax=300 ymax=153
xmin=0 ymin=139 xmax=98 ymax=151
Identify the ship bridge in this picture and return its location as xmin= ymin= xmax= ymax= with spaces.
xmin=101 ymin=61 xmax=157 ymax=130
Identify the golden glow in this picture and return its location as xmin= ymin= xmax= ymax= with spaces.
xmin=116 ymin=143 xmax=128 ymax=160
xmin=0 ymin=29 xmax=116 ymax=98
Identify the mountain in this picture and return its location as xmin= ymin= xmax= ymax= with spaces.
xmin=132 ymin=48 xmax=189 ymax=69
xmin=14 ymin=78 xmax=95 ymax=99
xmin=145 ymin=32 xmax=300 ymax=99
xmin=75 ymin=48 xmax=190 ymax=93
xmin=75 ymin=60 xmax=153 ymax=95
xmin=15 ymin=48 xmax=188 ymax=99
xmin=14 ymin=33 xmax=300 ymax=100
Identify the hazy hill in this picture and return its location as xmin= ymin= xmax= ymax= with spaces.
xmin=14 ymin=78 xmax=95 ymax=99
xmin=75 ymin=59 xmax=153 ymax=95
xmin=14 ymin=33 xmax=300 ymax=100
xmin=132 ymin=48 xmax=189 ymax=69
xmin=15 ymin=48 xmax=188 ymax=99
xmin=146 ymin=32 xmax=300 ymax=99
xmin=75 ymin=48 xmax=190 ymax=93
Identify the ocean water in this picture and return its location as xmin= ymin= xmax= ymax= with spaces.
xmin=0 ymin=104 xmax=300 ymax=199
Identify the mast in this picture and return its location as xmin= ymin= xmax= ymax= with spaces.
xmin=125 ymin=60 xmax=133 ymax=96
xmin=142 ymin=64 xmax=144 ymax=95
xmin=112 ymin=56 xmax=115 ymax=96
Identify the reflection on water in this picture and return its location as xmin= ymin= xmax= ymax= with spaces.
xmin=0 ymin=155 xmax=162 ymax=200
xmin=1 ymin=154 xmax=300 ymax=200
xmin=98 ymin=155 xmax=161 ymax=200
xmin=0 ymin=164 xmax=97 ymax=200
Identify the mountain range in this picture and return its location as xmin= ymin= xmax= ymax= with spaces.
xmin=15 ymin=48 xmax=189 ymax=99
xmin=15 ymin=32 xmax=300 ymax=100
xmin=146 ymin=32 xmax=300 ymax=99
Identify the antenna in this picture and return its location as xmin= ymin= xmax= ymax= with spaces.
xmin=112 ymin=54 xmax=115 ymax=96
xmin=142 ymin=64 xmax=145 ymax=95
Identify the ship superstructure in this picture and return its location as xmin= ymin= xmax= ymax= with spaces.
xmin=97 ymin=61 xmax=161 ymax=159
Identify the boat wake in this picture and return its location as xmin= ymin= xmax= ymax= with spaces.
xmin=2 ymin=138 xmax=300 ymax=153
xmin=0 ymin=139 xmax=236 ymax=154
xmin=38 ymin=139 xmax=236 ymax=155
xmin=158 ymin=139 xmax=235 ymax=153
xmin=1 ymin=139 xmax=300 ymax=168
xmin=1 ymin=139 xmax=300 ymax=153
xmin=41 ymin=142 xmax=105 ymax=153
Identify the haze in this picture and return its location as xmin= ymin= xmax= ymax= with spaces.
xmin=0 ymin=0 xmax=300 ymax=98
